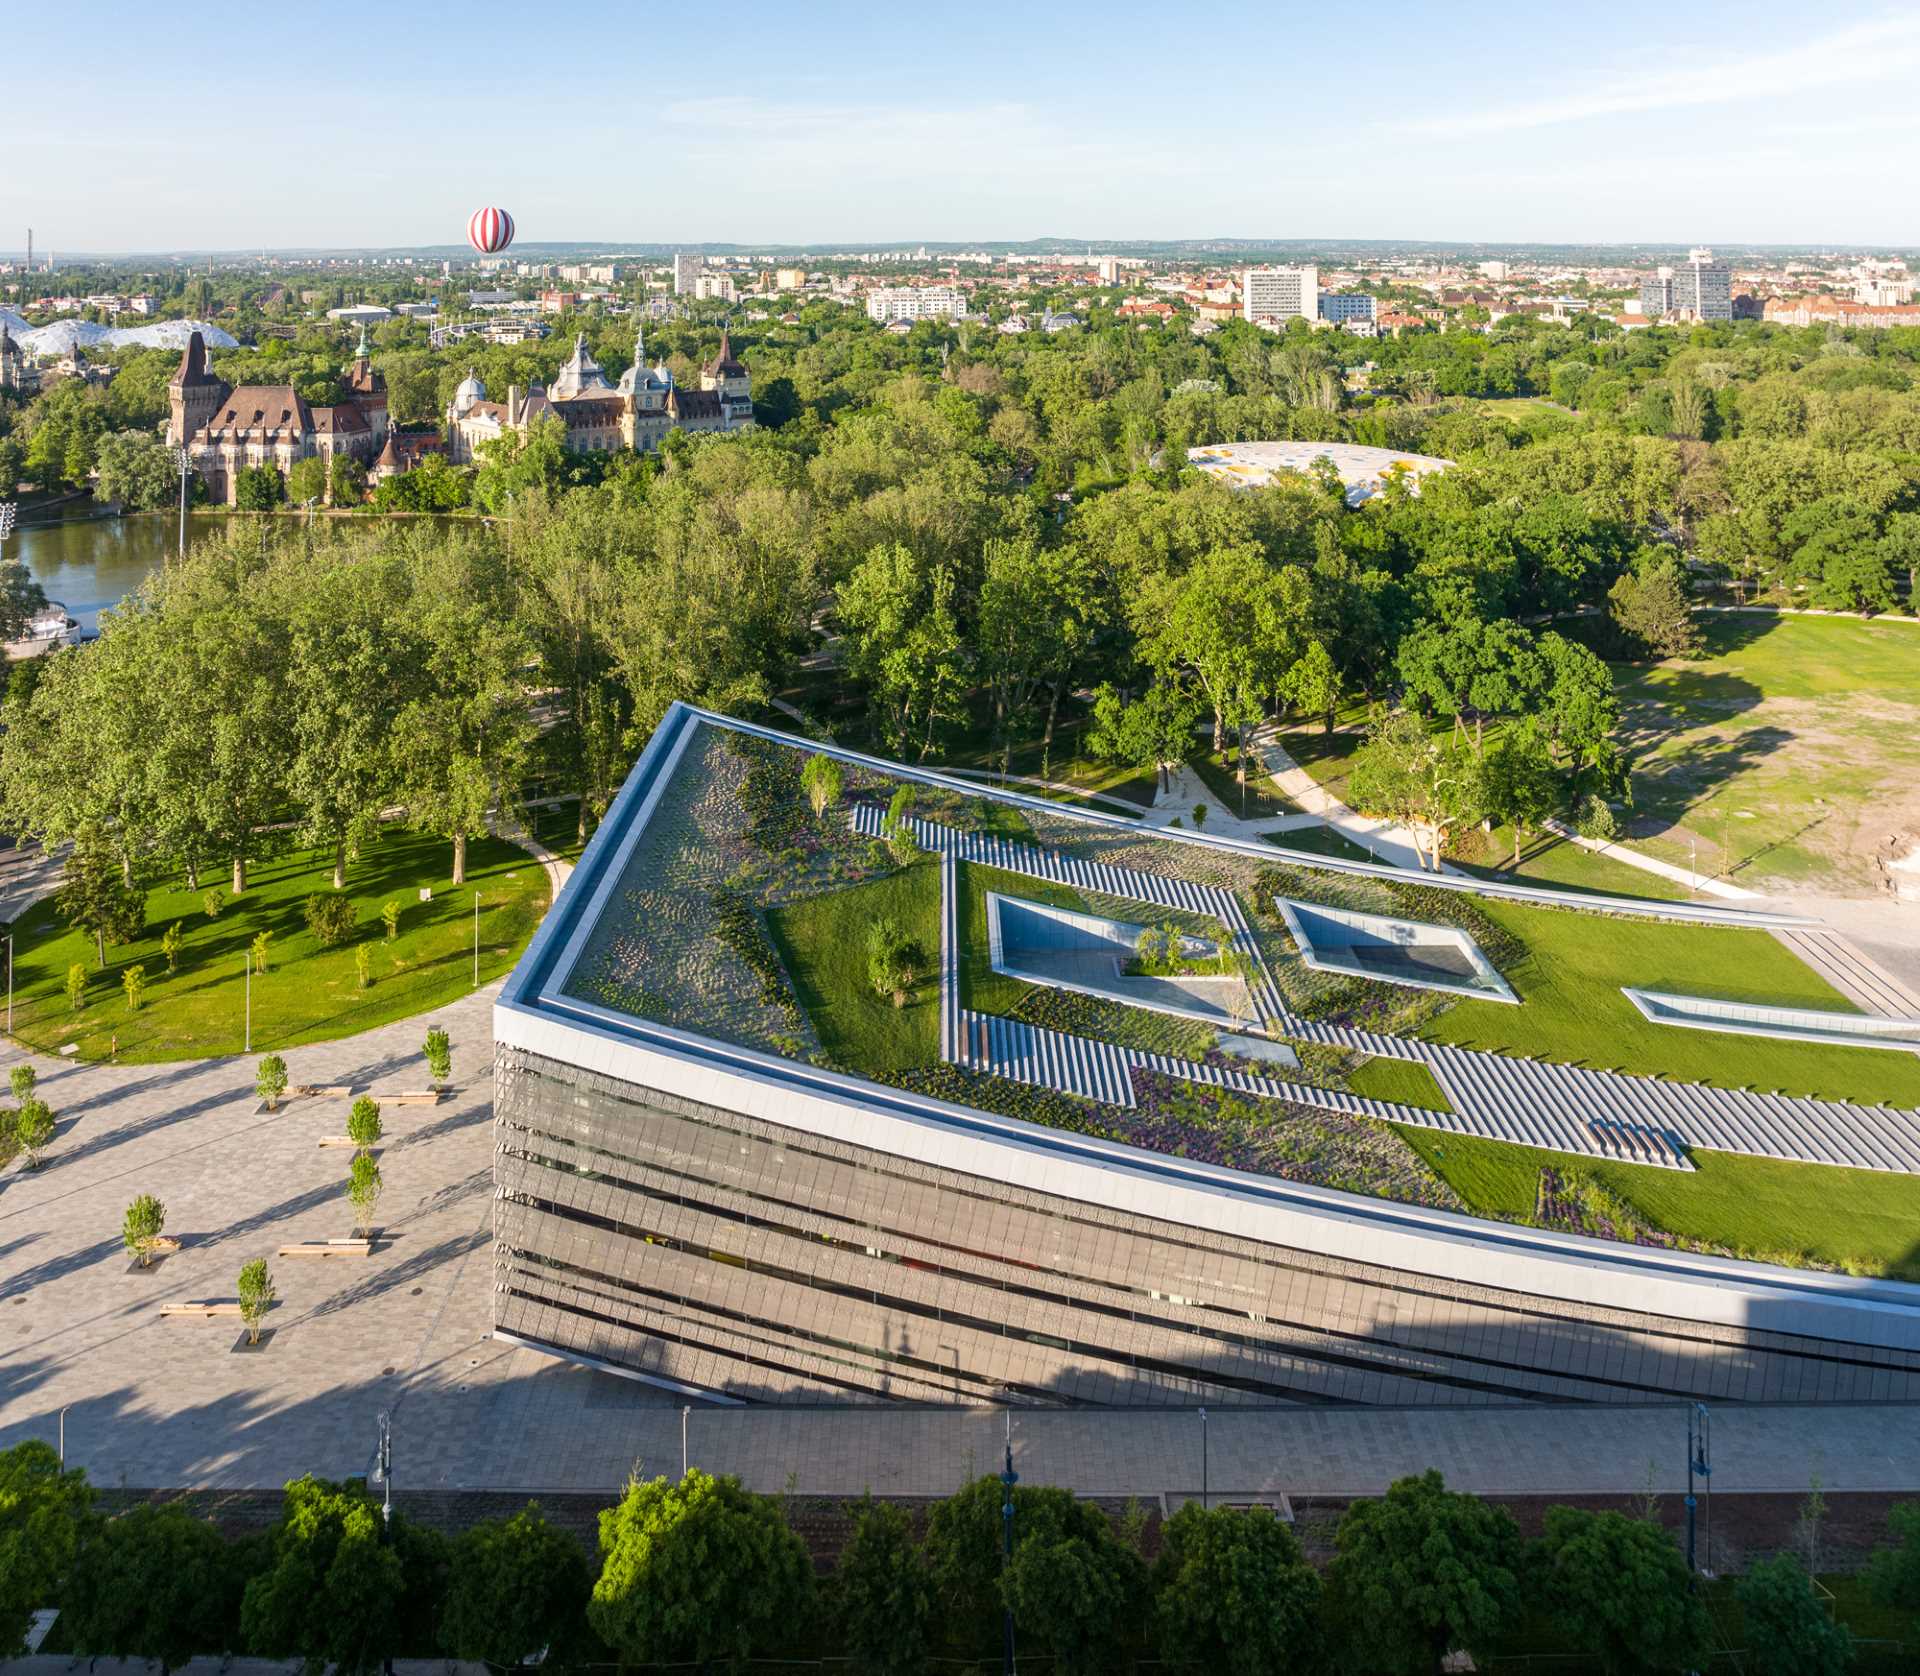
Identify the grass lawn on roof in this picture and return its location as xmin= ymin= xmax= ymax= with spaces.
xmin=10 ymin=832 xmax=548 ymax=1063
xmin=1393 ymin=1126 xmax=1920 ymax=1282
xmin=1348 ymin=1057 xmax=1453 ymax=1112
xmin=1414 ymin=896 xmax=1920 ymax=1108
xmin=763 ymin=862 xmax=943 ymax=1073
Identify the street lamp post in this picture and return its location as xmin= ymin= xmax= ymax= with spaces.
xmin=1199 ymin=1407 xmax=1209 ymax=1511
xmin=472 ymin=891 xmax=479 ymax=988
xmin=244 ymin=953 xmax=252 ymax=1054
xmin=170 ymin=448 xmax=191 ymax=561
xmin=1001 ymin=1410 xmax=1018 ymax=1676
xmin=1685 ymin=1403 xmax=1711 ymax=1581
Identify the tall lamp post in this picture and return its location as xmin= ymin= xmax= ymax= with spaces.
xmin=1000 ymin=1410 xmax=1018 ymax=1676
xmin=1198 ymin=1407 xmax=1209 ymax=1511
xmin=1685 ymin=1402 xmax=1711 ymax=1582
xmin=170 ymin=448 xmax=191 ymax=561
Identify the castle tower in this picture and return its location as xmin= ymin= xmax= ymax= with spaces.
xmin=166 ymin=330 xmax=228 ymax=447
xmin=698 ymin=328 xmax=752 ymax=427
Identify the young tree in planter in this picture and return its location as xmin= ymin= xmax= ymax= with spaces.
xmin=56 ymin=825 xmax=144 ymax=968
xmin=0 ymin=1439 xmax=99 ymax=1657
xmin=14 ymin=1096 xmax=54 ymax=1167
xmin=236 ymin=1259 xmax=275 ymax=1346
xmin=346 ymin=1097 xmax=382 ymax=1152
xmin=1324 ymin=1470 xmax=1521 ymax=1676
xmin=346 ymin=1152 xmax=382 ymax=1238
xmin=1737 ymin=1552 xmax=1853 ymax=1676
xmin=9 ymin=1064 xmax=34 ymax=1104
xmin=255 ymin=1055 xmax=288 ymax=1111
xmin=423 ymin=1027 xmax=452 ymax=1087
xmin=440 ymin=1502 xmax=591 ymax=1669
xmin=1529 ymin=1504 xmax=1707 ymax=1676
xmin=122 ymin=1194 xmax=167 ymax=1267
xmin=64 ymin=1500 xmax=235 ymax=1674
xmin=588 ymin=1470 xmax=815 ymax=1671
xmin=833 ymin=1496 xmax=931 ymax=1676
xmin=1153 ymin=1502 xmax=1323 ymax=1676
xmin=801 ymin=752 xmax=843 ymax=819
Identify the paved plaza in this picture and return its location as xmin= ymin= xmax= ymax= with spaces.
xmin=1 ymin=974 xmax=1919 ymax=1500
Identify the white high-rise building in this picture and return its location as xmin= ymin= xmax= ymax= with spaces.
xmin=1242 ymin=265 xmax=1319 ymax=325
xmin=865 ymin=285 xmax=965 ymax=323
xmin=672 ymin=252 xmax=701 ymax=296
xmin=1095 ymin=255 xmax=1121 ymax=283
xmin=1638 ymin=248 xmax=1732 ymax=321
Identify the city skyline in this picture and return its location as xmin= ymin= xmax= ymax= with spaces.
xmin=12 ymin=0 xmax=1919 ymax=252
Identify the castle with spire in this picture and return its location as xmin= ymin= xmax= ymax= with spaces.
xmin=445 ymin=325 xmax=752 ymax=465
xmin=167 ymin=326 xmax=391 ymax=504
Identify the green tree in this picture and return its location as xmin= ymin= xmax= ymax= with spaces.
xmin=1282 ymin=638 xmax=1343 ymax=732
xmin=1868 ymin=1501 xmax=1920 ymax=1613
xmin=866 ymin=916 xmax=922 ymax=1007
xmin=1152 ymin=1502 xmax=1322 ymax=1676
xmin=237 ymin=1259 xmax=275 ymax=1345
xmin=64 ymin=962 xmax=86 ymax=1013
xmin=346 ymin=1151 xmax=382 ymax=1236
xmin=233 ymin=464 xmax=284 ymax=511
xmin=440 ymin=1502 xmax=591 ymax=1669
xmin=122 ymin=962 xmax=146 ymax=1012
xmin=925 ymin=1474 xmax=1143 ymax=1662
xmin=839 ymin=543 xmax=968 ymax=759
xmin=1530 ymin=1504 xmax=1706 ymax=1676
xmin=286 ymin=455 xmax=328 ymax=506
xmin=328 ymin=454 xmax=367 ymax=508
xmin=833 ymin=1496 xmax=932 ymax=1676
xmin=346 ymin=1096 xmax=382 ymax=1151
xmin=0 ymin=1440 xmax=99 ymax=1657
xmin=1348 ymin=710 xmax=1484 ymax=870
xmin=391 ymin=541 xmax=536 ymax=885
xmin=65 ymin=1502 xmax=236 ymax=1673
xmin=1085 ymin=680 xmax=1202 ymax=796
xmin=588 ymin=1470 xmax=815 ymax=1671
xmin=239 ymin=1476 xmax=422 ymax=1675
xmin=801 ymin=752 xmax=843 ymax=817
xmin=91 ymin=430 xmax=179 ymax=512
xmin=123 ymin=1193 xmax=167 ymax=1266
xmin=160 ymin=921 xmax=183 ymax=974
xmin=1737 ymin=1553 xmax=1853 ymax=1676
xmin=424 ymin=1026 xmax=452 ymax=1085
xmin=1608 ymin=561 xmax=1702 ymax=659
xmin=9 ymin=1064 xmax=34 ymax=1104
xmin=1482 ymin=719 xmax=1562 ymax=866
xmin=56 ymin=824 xmax=144 ymax=967
xmin=255 ymin=1054 xmax=288 ymax=1110
xmin=1324 ymin=1470 xmax=1521 ymax=1676
xmin=14 ymin=1096 xmax=54 ymax=1167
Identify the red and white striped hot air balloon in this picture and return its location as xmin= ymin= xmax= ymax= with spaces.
xmin=467 ymin=206 xmax=515 ymax=255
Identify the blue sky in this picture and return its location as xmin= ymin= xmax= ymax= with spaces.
xmin=10 ymin=0 xmax=1917 ymax=252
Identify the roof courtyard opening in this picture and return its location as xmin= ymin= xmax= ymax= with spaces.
xmin=1275 ymin=896 xmax=1519 ymax=1003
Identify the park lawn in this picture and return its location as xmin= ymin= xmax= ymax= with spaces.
xmin=1188 ymin=749 xmax=1297 ymax=820
xmin=764 ymin=863 xmax=943 ymax=1073
xmin=1264 ymin=824 xmax=1379 ymax=864
xmin=10 ymin=832 xmax=550 ymax=1063
xmin=1451 ymin=826 xmax=1688 ymax=901
xmin=1391 ymin=1126 xmax=1920 ymax=1281
xmin=1415 ymin=897 xmax=1920 ymax=1109
xmin=1348 ymin=1057 xmax=1453 ymax=1112
xmin=1276 ymin=726 xmax=1369 ymax=804
xmin=1612 ymin=611 xmax=1920 ymax=893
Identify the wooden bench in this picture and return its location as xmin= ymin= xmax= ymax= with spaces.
xmin=316 ymin=1136 xmax=377 ymax=1148
xmin=374 ymin=1089 xmax=443 ymax=1107
xmin=277 ymin=1240 xmax=372 ymax=1258
xmin=146 ymin=1235 xmax=183 ymax=1256
xmin=293 ymin=1084 xmax=353 ymax=1099
xmin=159 ymin=1302 xmax=245 ymax=1319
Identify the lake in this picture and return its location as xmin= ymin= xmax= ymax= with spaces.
xmin=7 ymin=514 xmax=235 ymax=637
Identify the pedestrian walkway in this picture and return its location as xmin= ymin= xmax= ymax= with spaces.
xmin=881 ymin=807 xmax=1920 ymax=1178
xmin=1540 ymin=815 xmax=1759 ymax=901
xmin=1249 ymin=728 xmax=1438 ymax=872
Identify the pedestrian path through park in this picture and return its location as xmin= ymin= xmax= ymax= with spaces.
xmin=874 ymin=807 xmax=1920 ymax=1178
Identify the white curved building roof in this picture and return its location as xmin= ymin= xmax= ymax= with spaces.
xmin=1188 ymin=439 xmax=1453 ymax=506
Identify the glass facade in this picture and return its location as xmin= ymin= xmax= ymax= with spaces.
xmin=494 ymin=1045 xmax=1920 ymax=1407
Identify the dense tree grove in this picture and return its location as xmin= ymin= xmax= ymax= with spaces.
xmin=7 ymin=1447 xmax=1913 ymax=1670
xmin=4 ymin=298 xmax=1919 ymax=884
